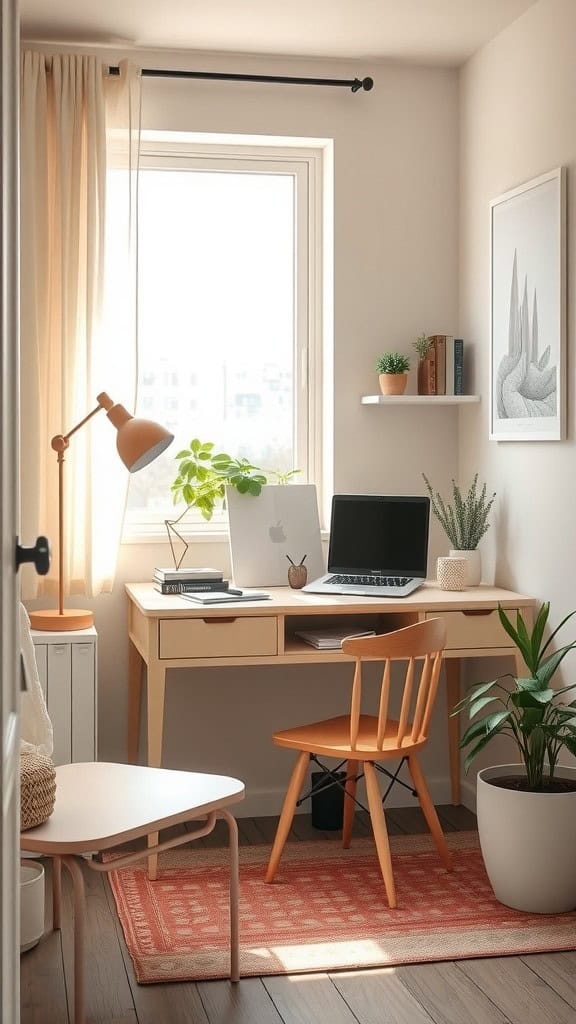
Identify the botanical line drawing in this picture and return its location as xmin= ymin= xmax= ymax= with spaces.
xmin=496 ymin=250 xmax=557 ymax=420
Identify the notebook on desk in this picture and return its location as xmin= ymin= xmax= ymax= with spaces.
xmin=302 ymin=493 xmax=430 ymax=598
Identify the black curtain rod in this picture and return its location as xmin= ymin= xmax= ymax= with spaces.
xmin=108 ymin=65 xmax=373 ymax=93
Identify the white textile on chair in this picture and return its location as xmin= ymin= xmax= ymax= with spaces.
xmin=20 ymin=603 xmax=53 ymax=757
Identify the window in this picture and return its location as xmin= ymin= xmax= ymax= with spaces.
xmin=123 ymin=137 xmax=327 ymax=537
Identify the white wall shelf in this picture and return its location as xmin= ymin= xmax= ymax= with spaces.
xmin=361 ymin=394 xmax=480 ymax=406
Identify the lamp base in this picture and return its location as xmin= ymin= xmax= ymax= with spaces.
xmin=28 ymin=609 xmax=94 ymax=631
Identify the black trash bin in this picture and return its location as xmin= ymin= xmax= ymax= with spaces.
xmin=311 ymin=770 xmax=346 ymax=830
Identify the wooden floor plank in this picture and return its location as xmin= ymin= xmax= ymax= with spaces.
xmin=436 ymin=804 xmax=477 ymax=831
xmin=386 ymin=806 xmax=455 ymax=834
xmin=198 ymin=977 xmax=284 ymax=1024
xmin=396 ymin=961 xmax=512 ymax=1024
xmin=521 ymin=952 xmax=576 ymax=1009
xmin=331 ymin=968 xmax=436 ymax=1024
xmin=457 ymin=956 xmax=576 ymax=1024
xmin=263 ymin=973 xmax=360 ymax=1024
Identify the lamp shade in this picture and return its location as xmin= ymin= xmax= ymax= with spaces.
xmin=97 ymin=392 xmax=174 ymax=472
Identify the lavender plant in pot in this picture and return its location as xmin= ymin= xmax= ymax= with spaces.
xmin=453 ymin=602 xmax=576 ymax=913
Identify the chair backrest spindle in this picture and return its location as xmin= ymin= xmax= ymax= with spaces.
xmin=341 ymin=619 xmax=446 ymax=751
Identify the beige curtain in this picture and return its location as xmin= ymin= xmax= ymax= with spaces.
xmin=20 ymin=52 xmax=141 ymax=597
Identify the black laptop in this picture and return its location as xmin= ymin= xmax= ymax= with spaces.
xmin=302 ymin=494 xmax=430 ymax=598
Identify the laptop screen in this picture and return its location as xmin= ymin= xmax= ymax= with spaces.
xmin=327 ymin=494 xmax=430 ymax=577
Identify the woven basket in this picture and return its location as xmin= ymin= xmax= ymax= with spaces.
xmin=20 ymin=752 xmax=56 ymax=831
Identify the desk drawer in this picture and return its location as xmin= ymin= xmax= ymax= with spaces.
xmin=426 ymin=609 xmax=517 ymax=650
xmin=159 ymin=616 xmax=277 ymax=659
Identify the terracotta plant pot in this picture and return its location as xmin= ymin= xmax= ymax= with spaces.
xmin=378 ymin=373 xmax=407 ymax=396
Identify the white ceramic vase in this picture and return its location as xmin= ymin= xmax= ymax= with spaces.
xmin=20 ymin=861 xmax=45 ymax=951
xmin=449 ymin=548 xmax=481 ymax=586
xmin=477 ymin=764 xmax=576 ymax=913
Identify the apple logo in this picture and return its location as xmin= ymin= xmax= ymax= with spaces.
xmin=269 ymin=521 xmax=287 ymax=543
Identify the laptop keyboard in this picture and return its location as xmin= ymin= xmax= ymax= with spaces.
xmin=327 ymin=574 xmax=410 ymax=587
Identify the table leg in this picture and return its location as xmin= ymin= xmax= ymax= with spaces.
xmin=221 ymin=809 xmax=240 ymax=983
xmin=445 ymin=657 xmax=461 ymax=806
xmin=52 ymin=856 xmax=62 ymax=930
xmin=62 ymin=855 xmax=86 ymax=1024
xmin=127 ymin=640 xmax=144 ymax=764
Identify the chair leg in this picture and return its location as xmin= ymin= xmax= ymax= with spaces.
xmin=342 ymin=759 xmax=358 ymax=849
xmin=364 ymin=761 xmax=396 ymax=909
xmin=407 ymin=754 xmax=453 ymax=871
xmin=265 ymin=750 xmax=309 ymax=883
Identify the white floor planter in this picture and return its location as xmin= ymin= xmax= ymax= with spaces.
xmin=449 ymin=548 xmax=481 ymax=586
xmin=20 ymin=861 xmax=45 ymax=952
xmin=477 ymin=764 xmax=576 ymax=913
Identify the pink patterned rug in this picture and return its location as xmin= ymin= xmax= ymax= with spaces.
xmin=107 ymin=832 xmax=576 ymax=983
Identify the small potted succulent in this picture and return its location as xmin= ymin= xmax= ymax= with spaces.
xmin=413 ymin=332 xmax=434 ymax=395
xmin=375 ymin=352 xmax=410 ymax=396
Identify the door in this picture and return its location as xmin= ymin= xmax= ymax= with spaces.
xmin=1 ymin=2 xmax=20 ymax=1019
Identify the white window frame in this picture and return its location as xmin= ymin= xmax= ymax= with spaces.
xmin=123 ymin=134 xmax=330 ymax=543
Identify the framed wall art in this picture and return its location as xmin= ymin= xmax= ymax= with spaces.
xmin=489 ymin=167 xmax=566 ymax=441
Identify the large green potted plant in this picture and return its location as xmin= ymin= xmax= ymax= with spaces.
xmin=453 ymin=602 xmax=576 ymax=912
xmin=423 ymin=473 xmax=496 ymax=585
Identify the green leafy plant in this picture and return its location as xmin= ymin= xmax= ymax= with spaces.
xmin=376 ymin=352 xmax=410 ymax=375
xmin=171 ymin=439 xmax=300 ymax=520
xmin=413 ymin=332 xmax=432 ymax=360
xmin=423 ymin=473 xmax=496 ymax=550
xmin=452 ymin=603 xmax=576 ymax=789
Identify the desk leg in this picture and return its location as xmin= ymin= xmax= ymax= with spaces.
xmin=146 ymin=663 xmax=167 ymax=880
xmin=128 ymin=641 xmax=144 ymax=764
xmin=147 ymin=662 xmax=166 ymax=768
xmin=62 ymin=855 xmax=86 ymax=1024
xmin=445 ymin=658 xmax=461 ymax=806
xmin=221 ymin=809 xmax=240 ymax=983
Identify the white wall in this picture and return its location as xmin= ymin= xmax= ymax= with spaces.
xmin=26 ymin=47 xmax=461 ymax=813
xmin=459 ymin=0 xmax=576 ymax=791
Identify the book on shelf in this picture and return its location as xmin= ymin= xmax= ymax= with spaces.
xmin=179 ymin=588 xmax=271 ymax=605
xmin=294 ymin=627 xmax=376 ymax=650
xmin=154 ymin=579 xmax=230 ymax=595
xmin=444 ymin=336 xmax=465 ymax=395
xmin=154 ymin=566 xmax=224 ymax=582
xmin=454 ymin=338 xmax=464 ymax=395
xmin=418 ymin=345 xmax=436 ymax=395
xmin=429 ymin=335 xmax=446 ymax=395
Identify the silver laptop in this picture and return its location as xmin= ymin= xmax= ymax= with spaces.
xmin=226 ymin=483 xmax=324 ymax=587
xmin=302 ymin=493 xmax=429 ymax=598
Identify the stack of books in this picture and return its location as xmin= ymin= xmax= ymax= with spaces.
xmin=153 ymin=567 xmax=229 ymax=595
xmin=294 ymin=627 xmax=376 ymax=650
xmin=422 ymin=336 xmax=464 ymax=395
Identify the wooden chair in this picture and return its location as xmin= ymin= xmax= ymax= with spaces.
xmin=265 ymin=618 xmax=452 ymax=907
xmin=20 ymin=762 xmax=244 ymax=1024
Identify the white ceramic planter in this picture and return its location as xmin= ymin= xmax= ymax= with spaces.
xmin=20 ymin=861 xmax=45 ymax=952
xmin=449 ymin=548 xmax=481 ymax=586
xmin=477 ymin=764 xmax=576 ymax=913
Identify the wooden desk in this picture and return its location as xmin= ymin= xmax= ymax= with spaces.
xmin=125 ymin=582 xmax=534 ymax=805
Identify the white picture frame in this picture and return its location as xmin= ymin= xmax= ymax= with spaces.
xmin=489 ymin=167 xmax=566 ymax=441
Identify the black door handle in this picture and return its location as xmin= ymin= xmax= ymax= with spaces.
xmin=15 ymin=536 xmax=50 ymax=575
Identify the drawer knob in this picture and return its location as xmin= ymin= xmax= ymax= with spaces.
xmin=461 ymin=610 xmax=494 ymax=617
xmin=202 ymin=617 xmax=237 ymax=624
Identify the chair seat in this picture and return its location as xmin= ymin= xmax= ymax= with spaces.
xmin=272 ymin=714 xmax=424 ymax=759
